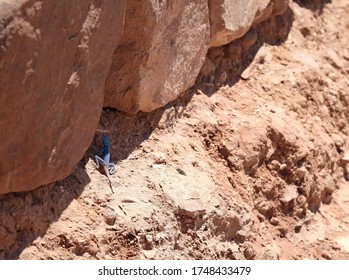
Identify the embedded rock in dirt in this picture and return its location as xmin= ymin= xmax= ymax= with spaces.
xmin=104 ymin=0 xmax=210 ymax=114
xmin=208 ymin=0 xmax=272 ymax=47
xmin=0 ymin=0 xmax=126 ymax=194
xmin=175 ymin=191 xmax=206 ymax=218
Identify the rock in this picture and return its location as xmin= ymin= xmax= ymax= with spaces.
xmin=295 ymin=167 xmax=307 ymax=180
xmin=144 ymin=234 xmax=154 ymax=250
xmin=253 ymin=2 xmax=273 ymax=25
xmin=269 ymin=160 xmax=281 ymax=170
xmin=176 ymin=191 xmax=206 ymax=218
xmin=321 ymin=252 xmax=332 ymax=260
xmin=277 ymin=226 xmax=288 ymax=237
xmin=241 ymin=29 xmax=258 ymax=52
xmin=0 ymin=0 xmax=126 ymax=194
xmin=280 ymin=185 xmax=298 ymax=203
xmin=279 ymin=163 xmax=288 ymax=171
xmin=104 ymin=0 xmax=210 ymax=114
xmin=331 ymin=133 xmax=344 ymax=148
xmin=209 ymin=0 xmax=271 ymax=47
xmin=103 ymin=209 xmax=117 ymax=226
xmin=243 ymin=246 xmax=256 ymax=260
xmin=236 ymin=229 xmax=247 ymax=241
xmin=271 ymin=0 xmax=289 ymax=16
xmin=260 ymin=242 xmax=281 ymax=260
xmin=270 ymin=217 xmax=279 ymax=226
xmin=323 ymin=175 xmax=336 ymax=194
xmin=240 ymin=66 xmax=252 ymax=80
xmin=142 ymin=249 xmax=157 ymax=260
xmin=342 ymin=152 xmax=349 ymax=164
xmin=153 ymin=152 xmax=167 ymax=164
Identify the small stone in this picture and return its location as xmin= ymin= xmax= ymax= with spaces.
xmin=269 ymin=160 xmax=281 ymax=171
xmin=270 ymin=217 xmax=279 ymax=226
xmin=236 ymin=229 xmax=247 ymax=241
xmin=176 ymin=168 xmax=186 ymax=176
xmin=323 ymin=175 xmax=336 ymax=193
xmin=296 ymin=167 xmax=307 ymax=179
xmin=342 ymin=152 xmax=349 ymax=164
xmin=322 ymin=252 xmax=331 ymax=260
xmin=143 ymin=147 xmax=152 ymax=153
xmin=261 ymin=249 xmax=279 ymax=260
xmin=332 ymin=134 xmax=344 ymax=148
xmin=153 ymin=152 xmax=167 ymax=164
xmin=240 ymin=66 xmax=252 ymax=80
xmin=297 ymin=195 xmax=307 ymax=206
xmin=176 ymin=191 xmax=206 ymax=218
xmin=243 ymin=246 xmax=256 ymax=260
xmin=279 ymin=163 xmax=288 ymax=171
xmin=295 ymin=222 xmax=302 ymax=233
xmin=277 ymin=226 xmax=288 ymax=237
xmin=281 ymin=185 xmax=298 ymax=203
xmin=257 ymin=213 xmax=265 ymax=222
xmin=103 ymin=209 xmax=117 ymax=226
xmin=142 ymin=249 xmax=156 ymax=260
xmin=144 ymin=234 xmax=154 ymax=250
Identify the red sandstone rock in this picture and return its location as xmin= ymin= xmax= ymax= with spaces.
xmin=103 ymin=0 xmax=210 ymax=114
xmin=0 ymin=0 xmax=126 ymax=194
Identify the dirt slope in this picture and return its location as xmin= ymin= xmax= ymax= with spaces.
xmin=1 ymin=0 xmax=349 ymax=260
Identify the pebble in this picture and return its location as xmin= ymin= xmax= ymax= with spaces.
xmin=103 ymin=209 xmax=117 ymax=226
xmin=243 ymin=246 xmax=256 ymax=260
xmin=321 ymin=252 xmax=332 ymax=260
xmin=153 ymin=152 xmax=167 ymax=164
xmin=270 ymin=217 xmax=279 ymax=226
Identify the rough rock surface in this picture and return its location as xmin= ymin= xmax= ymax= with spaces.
xmin=209 ymin=0 xmax=272 ymax=47
xmin=103 ymin=0 xmax=210 ymax=114
xmin=0 ymin=0 xmax=126 ymax=194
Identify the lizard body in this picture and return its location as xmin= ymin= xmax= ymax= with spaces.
xmin=95 ymin=134 xmax=116 ymax=193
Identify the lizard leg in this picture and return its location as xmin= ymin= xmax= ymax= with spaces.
xmin=108 ymin=163 xmax=116 ymax=174
xmin=95 ymin=155 xmax=107 ymax=169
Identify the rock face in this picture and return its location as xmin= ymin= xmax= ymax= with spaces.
xmin=208 ymin=0 xmax=289 ymax=47
xmin=0 ymin=0 xmax=126 ymax=194
xmin=103 ymin=0 xmax=210 ymax=114
xmin=208 ymin=0 xmax=270 ymax=47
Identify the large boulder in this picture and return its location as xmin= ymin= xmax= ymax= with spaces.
xmin=103 ymin=0 xmax=210 ymax=114
xmin=0 ymin=0 xmax=126 ymax=194
xmin=209 ymin=0 xmax=272 ymax=47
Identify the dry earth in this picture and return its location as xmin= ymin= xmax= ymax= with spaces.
xmin=1 ymin=0 xmax=349 ymax=260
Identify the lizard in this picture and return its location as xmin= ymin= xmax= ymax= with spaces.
xmin=95 ymin=134 xmax=116 ymax=194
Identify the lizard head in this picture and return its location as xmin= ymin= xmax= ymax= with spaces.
xmin=102 ymin=134 xmax=110 ymax=146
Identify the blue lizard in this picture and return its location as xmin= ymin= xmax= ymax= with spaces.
xmin=95 ymin=134 xmax=116 ymax=193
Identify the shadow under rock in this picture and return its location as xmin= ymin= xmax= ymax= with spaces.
xmin=196 ymin=7 xmax=294 ymax=97
xmin=294 ymin=0 xmax=332 ymax=14
xmin=0 ymin=101 xmax=178 ymax=260
xmin=0 ymin=161 xmax=90 ymax=259
xmin=87 ymin=86 xmax=195 ymax=164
